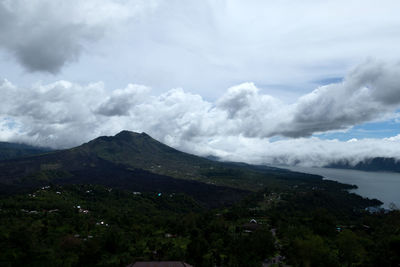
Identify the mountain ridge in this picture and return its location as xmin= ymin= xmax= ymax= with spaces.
xmin=0 ymin=141 xmax=52 ymax=161
xmin=326 ymin=157 xmax=400 ymax=173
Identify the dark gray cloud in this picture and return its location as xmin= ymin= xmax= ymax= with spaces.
xmin=13 ymin=24 xmax=92 ymax=73
xmin=0 ymin=0 xmax=117 ymax=73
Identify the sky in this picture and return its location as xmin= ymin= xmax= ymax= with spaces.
xmin=1 ymin=0 xmax=400 ymax=167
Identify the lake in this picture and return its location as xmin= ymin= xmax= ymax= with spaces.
xmin=280 ymin=166 xmax=400 ymax=209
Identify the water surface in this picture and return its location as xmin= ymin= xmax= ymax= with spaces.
xmin=281 ymin=166 xmax=400 ymax=209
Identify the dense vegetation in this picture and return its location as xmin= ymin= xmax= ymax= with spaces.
xmin=0 ymin=184 xmax=273 ymax=266
xmin=0 ymin=180 xmax=398 ymax=266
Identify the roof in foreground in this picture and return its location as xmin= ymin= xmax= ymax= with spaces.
xmin=128 ymin=262 xmax=193 ymax=267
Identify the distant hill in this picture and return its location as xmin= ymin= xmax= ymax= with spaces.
xmin=326 ymin=157 xmax=400 ymax=173
xmin=0 ymin=142 xmax=52 ymax=161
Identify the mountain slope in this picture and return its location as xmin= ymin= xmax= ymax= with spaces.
xmin=76 ymin=131 xmax=213 ymax=180
xmin=0 ymin=142 xmax=52 ymax=161
xmin=326 ymin=157 xmax=400 ymax=173
xmin=0 ymin=131 xmax=340 ymax=207
xmin=0 ymin=131 xmax=253 ymax=207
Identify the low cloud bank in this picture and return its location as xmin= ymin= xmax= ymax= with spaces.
xmin=1 ymin=60 xmax=400 ymax=166
xmin=183 ymin=135 xmax=400 ymax=167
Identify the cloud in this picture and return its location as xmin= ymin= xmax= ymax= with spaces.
xmin=93 ymin=0 xmax=400 ymax=99
xmin=96 ymin=84 xmax=150 ymax=116
xmin=0 ymin=0 xmax=152 ymax=73
xmin=192 ymin=135 xmax=400 ymax=167
xmin=1 ymin=0 xmax=400 ymax=100
xmin=0 ymin=60 xmax=400 ymax=165
xmin=274 ymin=60 xmax=400 ymax=137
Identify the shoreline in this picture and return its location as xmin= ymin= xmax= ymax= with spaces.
xmin=272 ymin=165 xmax=400 ymax=209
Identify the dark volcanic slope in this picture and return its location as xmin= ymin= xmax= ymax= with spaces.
xmin=63 ymin=159 xmax=248 ymax=208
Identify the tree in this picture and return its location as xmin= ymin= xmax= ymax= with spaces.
xmin=291 ymin=234 xmax=338 ymax=267
xmin=336 ymin=230 xmax=365 ymax=266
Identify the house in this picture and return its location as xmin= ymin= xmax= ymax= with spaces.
xmin=128 ymin=262 xmax=193 ymax=267
xmin=242 ymin=219 xmax=261 ymax=233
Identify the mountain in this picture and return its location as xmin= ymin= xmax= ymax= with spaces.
xmin=326 ymin=157 xmax=400 ymax=173
xmin=0 ymin=131 xmax=252 ymax=207
xmin=76 ymin=131 xmax=214 ymax=180
xmin=0 ymin=141 xmax=52 ymax=161
xmin=0 ymin=130 xmax=336 ymax=207
xmin=0 ymin=131 xmax=210 ymax=181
